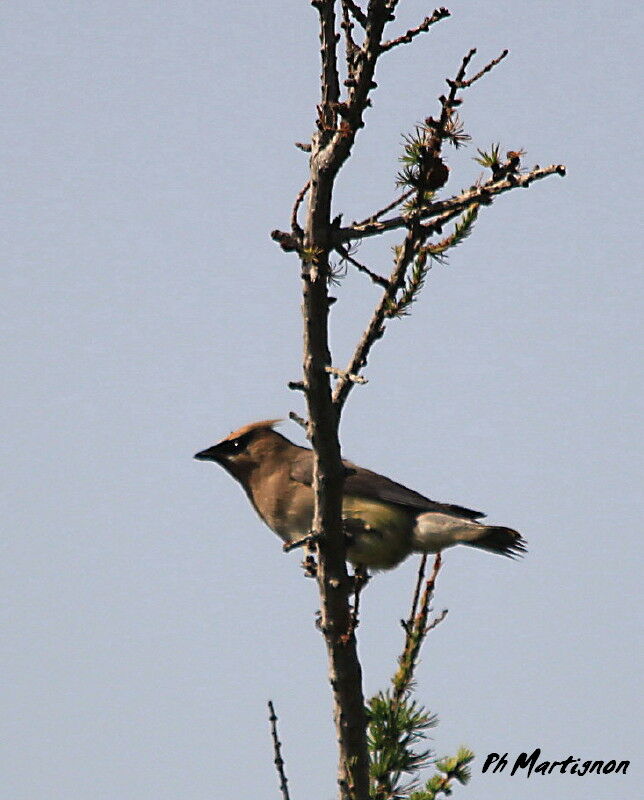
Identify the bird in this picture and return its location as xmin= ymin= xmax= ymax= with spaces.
xmin=194 ymin=420 xmax=526 ymax=570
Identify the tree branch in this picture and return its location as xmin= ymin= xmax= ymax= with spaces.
xmin=285 ymin=10 xmax=565 ymax=800
xmin=380 ymin=7 xmax=451 ymax=53
xmin=331 ymin=223 xmax=417 ymax=410
xmin=340 ymin=1 xmax=360 ymax=71
xmin=291 ymin=180 xmax=310 ymax=240
xmin=288 ymin=410 xmax=309 ymax=432
xmin=342 ymin=0 xmax=367 ymax=29
xmin=336 ymin=163 xmax=566 ymax=242
xmin=393 ymin=553 xmax=444 ymax=702
xmin=267 ymin=700 xmax=291 ymax=800
xmin=448 ymin=48 xmax=508 ymax=89
xmin=354 ymin=188 xmax=414 ymax=229
xmin=297 ymin=6 xmax=395 ymax=798
xmin=335 ymin=243 xmax=390 ymax=288
xmin=314 ymin=0 xmax=341 ymax=136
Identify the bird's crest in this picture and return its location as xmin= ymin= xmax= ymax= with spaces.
xmin=223 ymin=419 xmax=283 ymax=441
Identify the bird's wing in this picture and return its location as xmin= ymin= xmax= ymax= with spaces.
xmin=289 ymin=450 xmax=485 ymax=520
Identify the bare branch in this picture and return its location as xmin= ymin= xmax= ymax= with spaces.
xmin=311 ymin=1 xmax=392 ymax=184
xmin=288 ymin=410 xmax=309 ymax=431
xmin=340 ymin=2 xmax=360 ymax=70
xmin=335 ymin=243 xmax=389 ymax=288
xmin=313 ymin=0 xmax=341 ymax=134
xmin=380 ymin=7 xmax=451 ymax=53
xmin=271 ymin=228 xmax=301 ymax=252
xmin=331 ymin=239 xmax=407 ymax=410
xmin=392 ymin=553 xmax=443 ymax=702
xmin=448 ymin=48 xmax=509 ymax=89
xmin=332 ymin=90 xmax=460 ymax=409
xmin=335 ymin=163 xmax=566 ymax=242
xmin=353 ymin=188 xmax=414 ymax=229
xmin=453 ymin=46 xmax=477 ymax=84
xmin=402 ymin=553 xmax=428 ymax=634
xmin=291 ymin=180 xmax=311 ymax=239
xmin=343 ymin=0 xmax=367 ymax=28
xmin=425 ymin=607 xmax=449 ymax=634
xmin=267 ymin=700 xmax=291 ymax=800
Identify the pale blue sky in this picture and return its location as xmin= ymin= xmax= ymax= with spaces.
xmin=2 ymin=2 xmax=642 ymax=799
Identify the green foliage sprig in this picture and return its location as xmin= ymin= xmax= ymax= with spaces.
xmin=367 ymin=690 xmax=437 ymax=799
xmin=473 ymin=143 xmax=502 ymax=170
xmin=365 ymin=555 xmax=473 ymax=800
xmin=386 ymin=204 xmax=479 ymax=318
xmin=409 ymin=748 xmax=475 ymax=800
xmin=425 ymin=203 xmax=479 ymax=263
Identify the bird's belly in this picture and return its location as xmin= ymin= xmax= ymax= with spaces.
xmin=261 ymin=492 xmax=413 ymax=570
xmin=342 ymin=497 xmax=413 ymax=569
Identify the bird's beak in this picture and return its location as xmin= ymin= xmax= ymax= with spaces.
xmin=194 ymin=445 xmax=222 ymax=462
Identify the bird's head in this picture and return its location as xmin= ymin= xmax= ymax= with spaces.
xmin=194 ymin=419 xmax=286 ymax=482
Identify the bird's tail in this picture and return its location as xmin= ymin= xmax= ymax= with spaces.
xmin=466 ymin=525 xmax=527 ymax=558
xmin=413 ymin=513 xmax=527 ymax=558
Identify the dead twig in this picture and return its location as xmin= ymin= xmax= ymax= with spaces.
xmin=380 ymin=7 xmax=451 ymax=53
xmin=288 ymin=411 xmax=309 ymax=432
xmin=291 ymin=180 xmax=311 ymax=239
xmin=448 ymin=48 xmax=509 ymax=89
xmin=393 ymin=552 xmax=444 ymax=702
xmin=335 ymin=244 xmax=390 ymax=288
xmin=314 ymin=0 xmax=341 ymax=136
xmin=342 ymin=0 xmax=367 ymax=28
xmin=341 ymin=1 xmax=360 ymax=70
xmin=353 ymin=188 xmax=414 ymax=230
xmin=401 ymin=553 xmax=428 ymax=633
xmin=267 ymin=700 xmax=291 ymax=800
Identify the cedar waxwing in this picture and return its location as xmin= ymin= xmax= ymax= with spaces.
xmin=194 ymin=420 xmax=526 ymax=570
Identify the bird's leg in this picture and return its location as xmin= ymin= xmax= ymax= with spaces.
xmin=341 ymin=564 xmax=370 ymax=643
xmin=352 ymin=563 xmax=370 ymax=596
xmin=283 ymin=531 xmax=320 ymax=578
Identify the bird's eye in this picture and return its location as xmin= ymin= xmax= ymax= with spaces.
xmin=223 ymin=432 xmax=251 ymax=456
